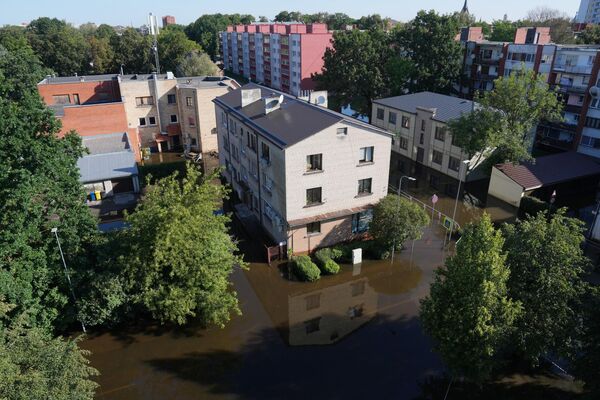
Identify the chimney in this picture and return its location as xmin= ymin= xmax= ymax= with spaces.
xmin=241 ymin=88 xmax=261 ymax=107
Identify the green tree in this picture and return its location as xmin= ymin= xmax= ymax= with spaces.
xmin=524 ymin=6 xmax=575 ymax=44
xmin=158 ymin=27 xmax=202 ymax=73
xmin=120 ymin=165 xmax=244 ymax=326
xmin=355 ymin=14 xmax=390 ymax=30
xmin=397 ymin=10 xmax=463 ymax=94
xmin=578 ymin=24 xmax=600 ymax=45
xmin=274 ymin=11 xmax=303 ymax=22
xmin=420 ymin=214 xmax=521 ymax=382
xmin=314 ymin=29 xmax=390 ymax=120
xmin=489 ymin=20 xmax=517 ymax=42
xmin=503 ymin=211 xmax=589 ymax=365
xmin=176 ymin=50 xmax=220 ymax=77
xmin=0 ymin=300 xmax=98 ymax=400
xmin=481 ymin=67 xmax=563 ymax=162
xmin=325 ymin=13 xmax=354 ymax=30
xmin=0 ymin=44 xmax=97 ymax=331
xmin=185 ymin=14 xmax=231 ymax=61
xmin=88 ymin=36 xmax=115 ymax=74
xmin=370 ymin=195 xmax=429 ymax=251
xmin=0 ymin=26 xmax=29 ymax=52
xmin=259 ymin=16 xmax=269 ymax=23
xmin=111 ymin=27 xmax=153 ymax=74
xmin=573 ymin=287 xmax=600 ymax=397
xmin=26 ymin=17 xmax=90 ymax=76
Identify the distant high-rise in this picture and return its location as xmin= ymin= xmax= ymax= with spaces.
xmin=162 ymin=15 xmax=176 ymax=27
xmin=575 ymin=0 xmax=600 ymax=24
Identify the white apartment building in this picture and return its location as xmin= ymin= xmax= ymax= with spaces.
xmin=372 ymin=92 xmax=481 ymax=196
xmin=576 ymin=0 xmax=600 ymax=24
xmin=214 ymin=84 xmax=392 ymax=254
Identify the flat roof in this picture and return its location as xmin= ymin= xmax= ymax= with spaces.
xmin=38 ymin=73 xmax=232 ymax=85
xmin=373 ymin=92 xmax=476 ymax=123
xmin=495 ymin=152 xmax=600 ymax=191
xmin=214 ymin=83 xmax=390 ymax=148
xmin=78 ymin=133 xmax=137 ymax=183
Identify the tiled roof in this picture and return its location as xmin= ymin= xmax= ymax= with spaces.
xmin=373 ymin=92 xmax=477 ymax=123
xmin=495 ymin=152 xmax=600 ymax=190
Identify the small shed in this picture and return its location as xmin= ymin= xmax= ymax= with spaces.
xmin=488 ymin=152 xmax=600 ymax=208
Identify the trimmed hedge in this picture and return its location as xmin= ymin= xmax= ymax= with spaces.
xmin=321 ymin=258 xmax=340 ymax=275
xmin=314 ymin=248 xmax=342 ymax=275
xmin=290 ymin=255 xmax=321 ymax=282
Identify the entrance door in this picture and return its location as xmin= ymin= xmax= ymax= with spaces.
xmin=416 ymin=147 xmax=425 ymax=164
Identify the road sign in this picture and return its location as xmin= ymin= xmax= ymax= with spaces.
xmin=442 ymin=216 xmax=456 ymax=231
xmin=431 ymin=194 xmax=439 ymax=204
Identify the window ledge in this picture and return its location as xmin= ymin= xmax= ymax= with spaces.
xmin=306 ymin=232 xmax=322 ymax=238
xmin=304 ymin=202 xmax=324 ymax=208
xmin=304 ymin=170 xmax=324 ymax=176
xmin=355 ymin=193 xmax=373 ymax=199
xmin=356 ymin=162 xmax=374 ymax=167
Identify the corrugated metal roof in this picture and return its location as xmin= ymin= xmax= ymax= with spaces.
xmin=214 ymin=83 xmax=390 ymax=148
xmin=496 ymin=152 xmax=600 ymax=190
xmin=78 ymin=133 xmax=137 ymax=183
xmin=373 ymin=92 xmax=476 ymax=123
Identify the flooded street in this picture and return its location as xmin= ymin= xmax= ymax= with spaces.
xmin=83 ymin=222 xmax=580 ymax=399
xmin=84 ymin=225 xmax=448 ymax=400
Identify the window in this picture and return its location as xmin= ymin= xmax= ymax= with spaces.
xmin=247 ymin=132 xmax=258 ymax=152
xmin=148 ymin=116 xmax=156 ymax=125
xmin=304 ymin=317 xmax=321 ymax=334
xmin=73 ymin=94 xmax=80 ymax=105
xmin=359 ymin=146 xmax=374 ymax=163
xmin=351 ymin=281 xmax=365 ymax=297
xmin=188 ymin=116 xmax=196 ymax=127
xmin=586 ymin=117 xmax=600 ymax=129
xmin=307 ymin=221 xmax=321 ymax=235
xmin=401 ymin=116 xmax=410 ymax=129
xmin=261 ymin=142 xmax=270 ymax=162
xmin=167 ymin=94 xmax=177 ymax=104
xmin=421 ymin=120 xmax=426 ymax=131
xmin=186 ymin=97 xmax=193 ymax=107
xmin=357 ymin=178 xmax=372 ymax=195
xmin=306 ymin=154 xmax=322 ymax=171
xmin=305 ymin=294 xmax=320 ymax=311
xmin=432 ymin=150 xmax=443 ymax=165
xmin=135 ymin=96 xmax=154 ymax=106
xmin=138 ymin=117 xmax=146 ymax=126
xmin=399 ymin=136 xmax=409 ymax=150
xmin=389 ymin=112 xmax=397 ymax=125
xmin=337 ymin=127 xmax=348 ymax=136
xmin=581 ymin=135 xmax=600 ymax=148
xmin=306 ymin=187 xmax=322 ymax=206
xmin=170 ymin=114 xmax=178 ymax=123
xmin=352 ymin=210 xmax=373 ymax=234
xmin=435 ymin=126 xmax=446 ymax=142
xmin=419 ymin=133 xmax=424 ymax=145
xmin=53 ymin=94 xmax=71 ymax=105
xmin=376 ymin=108 xmax=385 ymax=120
xmin=448 ymin=156 xmax=461 ymax=172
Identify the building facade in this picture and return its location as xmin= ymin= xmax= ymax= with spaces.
xmin=576 ymin=0 xmax=600 ymax=24
xmin=214 ymin=84 xmax=392 ymax=254
xmin=372 ymin=92 xmax=482 ymax=196
xmin=38 ymin=73 xmax=239 ymax=160
xmin=220 ymin=23 xmax=332 ymax=96
xmin=162 ymin=15 xmax=176 ymax=27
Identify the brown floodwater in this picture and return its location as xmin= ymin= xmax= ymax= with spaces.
xmin=82 ymin=223 xmax=581 ymax=400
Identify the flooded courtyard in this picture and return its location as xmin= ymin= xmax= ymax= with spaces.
xmin=83 ymin=223 xmax=581 ymax=399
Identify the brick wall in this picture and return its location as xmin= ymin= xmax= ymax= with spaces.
xmin=38 ymin=80 xmax=121 ymax=105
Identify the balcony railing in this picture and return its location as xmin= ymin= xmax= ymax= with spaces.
xmin=553 ymin=64 xmax=593 ymax=75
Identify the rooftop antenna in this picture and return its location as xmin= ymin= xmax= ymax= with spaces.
xmin=148 ymin=13 xmax=160 ymax=73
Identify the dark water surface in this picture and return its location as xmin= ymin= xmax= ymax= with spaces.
xmin=83 ymin=224 xmax=581 ymax=400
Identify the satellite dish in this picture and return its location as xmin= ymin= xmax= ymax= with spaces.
xmin=316 ymin=96 xmax=326 ymax=105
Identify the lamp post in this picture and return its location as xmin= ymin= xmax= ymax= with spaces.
xmin=51 ymin=228 xmax=87 ymax=333
xmin=398 ymin=175 xmax=416 ymax=195
xmin=448 ymin=160 xmax=470 ymax=246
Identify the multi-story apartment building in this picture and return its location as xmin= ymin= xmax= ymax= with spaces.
xmin=576 ymin=0 xmax=600 ymax=24
xmin=372 ymin=92 xmax=480 ymax=196
xmin=162 ymin=15 xmax=176 ymax=27
xmin=220 ymin=23 xmax=332 ymax=96
xmin=38 ymin=73 xmax=238 ymax=160
xmin=214 ymin=84 xmax=392 ymax=254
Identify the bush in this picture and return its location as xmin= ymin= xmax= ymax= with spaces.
xmin=290 ymin=255 xmax=321 ymax=282
xmin=321 ymin=258 xmax=340 ymax=275
xmin=138 ymin=161 xmax=187 ymax=186
xmin=520 ymin=195 xmax=551 ymax=218
xmin=314 ymin=248 xmax=343 ymax=266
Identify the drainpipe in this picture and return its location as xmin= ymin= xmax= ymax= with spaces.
xmin=152 ymin=72 xmax=163 ymax=139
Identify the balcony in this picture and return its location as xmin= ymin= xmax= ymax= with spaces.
xmin=557 ymin=84 xmax=588 ymax=94
xmin=475 ymin=57 xmax=501 ymax=65
xmin=553 ymin=64 xmax=593 ymax=75
xmin=565 ymin=104 xmax=583 ymax=114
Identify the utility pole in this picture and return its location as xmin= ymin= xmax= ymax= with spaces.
xmin=149 ymin=13 xmax=161 ymax=73
xmin=51 ymin=228 xmax=87 ymax=333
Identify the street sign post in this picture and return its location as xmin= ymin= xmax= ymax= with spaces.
xmin=431 ymin=194 xmax=438 ymax=223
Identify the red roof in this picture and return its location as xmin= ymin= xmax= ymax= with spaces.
xmin=496 ymin=152 xmax=600 ymax=190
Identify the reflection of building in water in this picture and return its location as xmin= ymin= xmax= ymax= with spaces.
xmin=287 ymin=277 xmax=378 ymax=346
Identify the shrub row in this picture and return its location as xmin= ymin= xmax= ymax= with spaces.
xmin=290 ymin=255 xmax=321 ymax=282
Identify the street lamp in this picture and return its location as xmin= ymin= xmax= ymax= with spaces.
xmin=50 ymin=228 xmax=87 ymax=333
xmin=448 ymin=160 xmax=470 ymax=245
xmin=398 ymin=175 xmax=416 ymax=195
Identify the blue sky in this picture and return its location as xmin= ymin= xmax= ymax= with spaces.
xmin=1 ymin=0 xmax=578 ymax=27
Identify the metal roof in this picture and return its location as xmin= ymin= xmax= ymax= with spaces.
xmin=214 ymin=83 xmax=391 ymax=148
xmin=78 ymin=133 xmax=138 ymax=183
xmin=495 ymin=152 xmax=600 ymax=191
xmin=373 ymin=92 xmax=476 ymax=123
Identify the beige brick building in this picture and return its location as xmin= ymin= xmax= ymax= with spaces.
xmin=214 ymin=84 xmax=392 ymax=254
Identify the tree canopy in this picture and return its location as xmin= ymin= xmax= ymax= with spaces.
xmin=158 ymin=26 xmax=203 ymax=74
xmin=370 ymin=195 xmax=430 ymax=250
xmin=421 ymin=214 xmax=521 ymax=382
